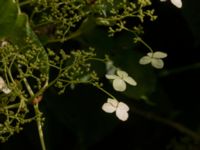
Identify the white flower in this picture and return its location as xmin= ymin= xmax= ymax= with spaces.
xmin=139 ymin=51 xmax=167 ymax=69
xmin=105 ymin=70 xmax=137 ymax=92
xmin=0 ymin=77 xmax=11 ymax=94
xmin=0 ymin=41 xmax=8 ymax=47
xmin=102 ymin=98 xmax=129 ymax=121
xmin=105 ymin=60 xmax=117 ymax=75
xmin=160 ymin=0 xmax=182 ymax=8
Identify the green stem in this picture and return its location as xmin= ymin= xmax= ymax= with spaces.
xmin=93 ymin=83 xmax=117 ymax=100
xmin=18 ymin=69 xmax=46 ymax=150
xmin=137 ymin=37 xmax=154 ymax=53
xmin=47 ymin=60 xmax=73 ymax=89
xmin=4 ymin=103 xmax=20 ymax=109
xmin=46 ymin=30 xmax=81 ymax=44
xmin=87 ymin=58 xmax=106 ymax=62
xmin=34 ymin=104 xmax=46 ymax=150
xmin=122 ymin=27 xmax=154 ymax=53
xmin=19 ymin=0 xmax=32 ymax=6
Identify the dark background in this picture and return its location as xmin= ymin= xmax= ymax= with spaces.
xmin=1 ymin=0 xmax=200 ymax=150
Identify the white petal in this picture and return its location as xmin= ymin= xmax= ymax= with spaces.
xmin=147 ymin=52 xmax=154 ymax=57
xmin=139 ymin=56 xmax=152 ymax=65
xmin=124 ymin=76 xmax=137 ymax=86
xmin=116 ymin=110 xmax=129 ymax=121
xmin=106 ymin=61 xmax=117 ymax=75
xmin=113 ymin=78 xmax=126 ymax=92
xmin=106 ymin=60 xmax=114 ymax=70
xmin=117 ymin=70 xmax=128 ymax=78
xmin=102 ymin=102 xmax=116 ymax=113
xmin=116 ymin=102 xmax=129 ymax=121
xmin=2 ymin=87 xmax=11 ymax=94
xmin=118 ymin=102 xmax=130 ymax=112
xmin=1 ymin=41 xmax=8 ymax=47
xmin=105 ymin=74 xmax=119 ymax=80
xmin=151 ymin=58 xmax=164 ymax=69
xmin=171 ymin=0 xmax=182 ymax=8
xmin=107 ymin=98 xmax=119 ymax=107
xmin=153 ymin=51 xmax=167 ymax=59
xmin=107 ymin=67 xmax=117 ymax=75
xmin=0 ymin=77 xmax=5 ymax=89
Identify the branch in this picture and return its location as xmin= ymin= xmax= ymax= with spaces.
xmin=132 ymin=106 xmax=200 ymax=142
xmin=159 ymin=62 xmax=200 ymax=77
xmin=19 ymin=68 xmax=47 ymax=150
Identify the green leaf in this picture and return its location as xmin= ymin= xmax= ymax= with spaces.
xmin=0 ymin=0 xmax=18 ymax=36
xmin=0 ymin=0 xmax=49 ymax=75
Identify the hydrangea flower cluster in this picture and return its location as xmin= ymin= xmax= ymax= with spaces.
xmin=102 ymin=69 xmax=137 ymax=121
xmin=102 ymin=52 xmax=168 ymax=120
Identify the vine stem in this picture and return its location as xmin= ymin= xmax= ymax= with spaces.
xmin=19 ymin=69 xmax=47 ymax=150
xmin=132 ymin=105 xmax=200 ymax=141
xmin=34 ymin=104 xmax=47 ymax=150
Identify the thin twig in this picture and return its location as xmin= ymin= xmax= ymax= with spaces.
xmin=132 ymin=106 xmax=200 ymax=141
xmin=159 ymin=62 xmax=200 ymax=77
xmin=19 ymin=0 xmax=32 ymax=6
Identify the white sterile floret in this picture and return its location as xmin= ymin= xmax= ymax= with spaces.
xmin=102 ymin=98 xmax=129 ymax=121
xmin=106 ymin=60 xmax=117 ymax=75
xmin=160 ymin=0 xmax=182 ymax=8
xmin=0 ymin=41 xmax=8 ymax=47
xmin=0 ymin=77 xmax=11 ymax=94
xmin=170 ymin=0 xmax=182 ymax=8
xmin=139 ymin=51 xmax=167 ymax=69
xmin=105 ymin=70 xmax=137 ymax=92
